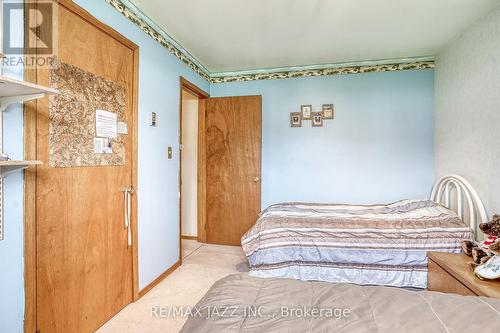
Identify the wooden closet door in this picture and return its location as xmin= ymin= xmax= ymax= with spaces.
xmin=34 ymin=2 xmax=137 ymax=333
xmin=204 ymin=96 xmax=262 ymax=246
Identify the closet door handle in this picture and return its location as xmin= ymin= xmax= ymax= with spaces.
xmin=253 ymin=177 xmax=261 ymax=183
xmin=122 ymin=186 xmax=135 ymax=247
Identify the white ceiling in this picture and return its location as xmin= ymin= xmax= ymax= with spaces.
xmin=131 ymin=0 xmax=500 ymax=73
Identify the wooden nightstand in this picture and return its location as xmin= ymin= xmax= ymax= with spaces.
xmin=428 ymin=252 xmax=500 ymax=298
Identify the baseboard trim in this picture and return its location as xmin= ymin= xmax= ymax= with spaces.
xmin=181 ymin=235 xmax=198 ymax=240
xmin=138 ymin=260 xmax=181 ymax=298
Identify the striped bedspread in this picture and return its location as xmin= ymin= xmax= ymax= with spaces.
xmin=241 ymin=199 xmax=471 ymax=288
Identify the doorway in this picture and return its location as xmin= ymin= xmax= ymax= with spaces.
xmin=179 ymin=78 xmax=208 ymax=258
xmin=178 ymin=84 xmax=262 ymax=249
xmin=181 ymin=91 xmax=199 ymax=239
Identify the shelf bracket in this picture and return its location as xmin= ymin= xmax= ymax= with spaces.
xmin=1 ymin=165 xmax=30 ymax=178
xmin=0 ymin=93 xmax=45 ymax=112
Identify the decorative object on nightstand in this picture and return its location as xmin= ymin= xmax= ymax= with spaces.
xmin=427 ymin=251 xmax=500 ymax=298
xmin=462 ymin=214 xmax=500 ymax=270
xmin=290 ymin=112 xmax=302 ymax=127
xmin=474 ymin=241 xmax=500 ymax=281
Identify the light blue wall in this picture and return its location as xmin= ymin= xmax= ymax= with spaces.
xmin=211 ymin=70 xmax=435 ymax=207
xmin=74 ymin=0 xmax=209 ymax=290
xmin=0 ymin=1 xmax=26 ymax=331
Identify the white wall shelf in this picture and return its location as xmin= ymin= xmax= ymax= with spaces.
xmin=0 ymin=160 xmax=43 ymax=178
xmin=0 ymin=75 xmax=57 ymax=240
xmin=0 ymin=75 xmax=59 ymax=112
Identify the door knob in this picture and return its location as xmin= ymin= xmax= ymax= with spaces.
xmin=253 ymin=177 xmax=260 ymax=183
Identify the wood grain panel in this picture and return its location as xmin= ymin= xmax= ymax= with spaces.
xmin=23 ymin=3 xmax=38 ymax=331
xmin=33 ymin=2 xmax=138 ymax=333
xmin=428 ymin=252 xmax=500 ymax=298
xmin=205 ymin=96 xmax=262 ymax=246
xmin=131 ymin=49 xmax=140 ymax=301
xmin=23 ymin=60 xmax=37 ymax=333
xmin=197 ymin=99 xmax=207 ymax=243
xmin=428 ymin=259 xmax=476 ymax=296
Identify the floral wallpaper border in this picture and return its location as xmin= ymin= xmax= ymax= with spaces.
xmin=106 ymin=0 xmax=435 ymax=84
xmin=210 ymin=61 xmax=435 ymax=83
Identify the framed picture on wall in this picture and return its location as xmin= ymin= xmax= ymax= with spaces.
xmin=312 ymin=112 xmax=323 ymax=127
xmin=301 ymin=105 xmax=312 ymax=119
xmin=290 ymin=112 xmax=302 ymax=127
xmin=322 ymin=104 xmax=334 ymax=119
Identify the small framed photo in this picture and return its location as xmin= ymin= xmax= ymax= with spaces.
xmin=301 ymin=105 xmax=312 ymax=119
xmin=322 ymin=104 xmax=334 ymax=119
xmin=290 ymin=112 xmax=302 ymax=127
xmin=312 ymin=112 xmax=323 ymax=127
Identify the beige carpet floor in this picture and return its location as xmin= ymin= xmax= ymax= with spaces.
xmin=96 ymin=240 xmax=249 ymax=333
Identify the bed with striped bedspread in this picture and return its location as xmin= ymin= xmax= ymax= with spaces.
xmin=241 ymin=199 xmax=471 ymax=288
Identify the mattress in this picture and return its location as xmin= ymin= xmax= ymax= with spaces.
xmin=180 ymin=274 xmax=500 ymax=333
xmin=241 ymin=199 xmax=471 ymax=288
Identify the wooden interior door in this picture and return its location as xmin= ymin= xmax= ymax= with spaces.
xmin=33 ymin=2 xmax=138 ymax=333
xmin=204 ymin=96 xmax=262 ymax=246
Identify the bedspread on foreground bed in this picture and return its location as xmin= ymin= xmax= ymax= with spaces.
xmin=241 ymin=199 xmax=471 ymax=288
xmin=180 ymin=274 xmax=500 ymax=333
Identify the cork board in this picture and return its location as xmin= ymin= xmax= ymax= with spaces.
xmin=49 ymin=58 xmax=126 ymax=167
